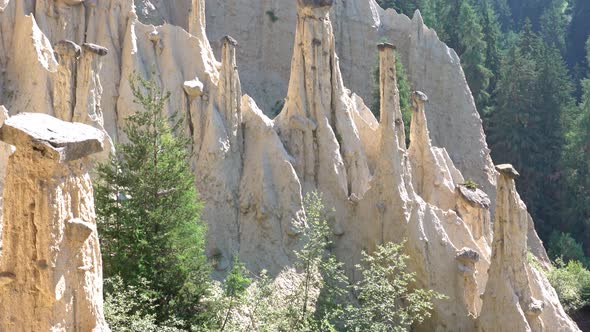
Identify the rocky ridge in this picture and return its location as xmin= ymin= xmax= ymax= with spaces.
xmin=0 ymin=0 xmax=578 ymax=330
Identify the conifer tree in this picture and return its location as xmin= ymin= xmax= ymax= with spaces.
xmin=487 ymin=44 xmax=539 ymax=184
xmin=376 ymin=0 xmax=417 ymax=15
xmin=478 ymin=0 xmax=503 ymax=98
xmin=456 ymin=0 xmax=492 ymax=111
xmin=562 ymin=38 xmax=590 ymax=251
xmin=95 ymin=75 xmax=212 ymax=329
xmin=567 ymin=0 xmax=590 ymax=77
xmin=533 ymin=44 xmax=575 ymax=231
xmin=540 ymin=0 xmax=568 ymax=54
xmin=489 ymin=26 xmax=575 ymax=240
xmin=490 ymin=0 xmax=513 ymax=29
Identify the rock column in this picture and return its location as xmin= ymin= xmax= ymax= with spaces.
xmin=218 ymin=35 xmax=243 ymax=156
xmin=53 ymin=40 xmax=81 ymax=122
xmin=455 ymin=248 xmax=481 ymax=317
xmin=0 ymin=113 xmax=109 ymax=331
xmin=73 ymin=43 xmax=108 ymax=127
xmin=378 ymin=42 xmax=405 ymax=150
xmin=276 ymin=0 xmax=370 ymax=198
xmin=374 ymin=43 xmax=409 ymax=199
xmin=408 ymin=90 xmax=467 ymax=211
xmin=194 ymin=34 xmax=244 ymax=274
xmin=0 ymin=105 xmax=11 ymax=232
xmin=408 ymin=91 xmax=431 ymax=196
xmin=189 ymin=0 xmax=206 ymax=39
xmin=478 ymin=164 xmax=544 ymax=332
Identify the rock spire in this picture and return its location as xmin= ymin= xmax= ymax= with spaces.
xmin=0 ymin=113 xmax=109 ymax=331
xmin=478 ymin=165 xmax=579 ymax=332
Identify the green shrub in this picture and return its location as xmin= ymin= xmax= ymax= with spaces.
xmin=217 ymin=258 xmax=252 ymax=331
xmin=103 ymin=276 xmax=185 ymax=332
xmin=269 ymin=99 xmax=285 ymax=117
xmin=343 ymin=241 xmax=446 ymax=331
xmin=294 ymin=192 xmax=443 ymax=331
xmin=463 ymin=179 xmax=479 ymax=190
xmin=547 ymin=259 xmax=590 ymax=313
xmin=266 ymin=10 xmax=279 ymax=23
xmin=548 ymin=232 xmax=588 ymax=266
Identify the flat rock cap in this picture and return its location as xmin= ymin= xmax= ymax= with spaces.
xmin=377 ymin=42 xmax=396 ymax=51
xmin=221 ymin=35 xmax=239 ymax=47
xmin=496 ymin=164 xmax=520 ymax=179
xmin=297 ymin=0 xmax=333 ymax=8
xmin=54 ymin=40 xmax=81 ymax=57
xmin=62 ymin=0 xmax=85 ymax=5
xmin=456 ymin=248 xmax=480 ymax=263
xmin=0 ymin=113 xmax=104 ymax=162
xmin=183 ymin=78 xmax=204 ymax=97
xmin=412 ymin=91 xmax=429 ymax=102
xmin=82 ymin=43 xmax=108 ymax=56
xmin=458 ymin=185 xmax=491 ymax=209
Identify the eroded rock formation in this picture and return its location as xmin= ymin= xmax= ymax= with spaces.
xmin=275 ymin=0 xmax=371 ymax=203
xmin=0 ymin=106 xmax=11 ymax=227
xmin=0 ymin=0 xmax=576 ymax=330
xmin=0 ymin=112 xmax=109 ymax=331
xmin=204 ymin=0 xmax=498 ymax=201
xmin=478 ymin=165 xmax=579 ymax=331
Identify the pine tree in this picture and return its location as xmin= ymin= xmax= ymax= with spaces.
xmin=567 ymin=0 xmax=590 ymax=95
xmin=375 ymin=0 xmax=417 ymax=15
xmin=489 ymin=25 xmax=575 ymax=240
xmin=562 ymin=38 xmax=590 ymax=252
xmin=506 ymin=0 xmax=554 ymax=30
xmin=490 ymin=0 xmax=513 ymax=29
xmin=563 ymin=79 xmax=590 ymax=250
xmin=456 ymin=0 xmax=492 ymax=111
xmin=417 ymin=0 xmax=437 ymax=27
xmin=478 ymin=0 xmax=503 ymax=98
xmin=438 ymin=0 xmax=462 ymax=48
xmin=95 ymin=75 xmax=212 ymax=329
xmin=531 ymin=43 xmax=575 ymax=237
xmin=540 ymin=0 xmax=568 ymax=54
xmin=487 ymin=44 xmax=539 ymax=174
xmin=519 ymin=18 xmax=542 ymax=55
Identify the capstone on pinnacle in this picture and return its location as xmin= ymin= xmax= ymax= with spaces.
xmin=0 ymin=113 xmax=104 ymax=162
xmin=82 ymin=43 xmax=108 ymax=56
xmin=377 ymin=42 xmax=396 ymax=51
xmin=297 ymin=0 xmax=334 ymax=8
xmin=221 ymin=35 xmax=239 ymax=47
xmin=496 ymin=164 xmax=520 ymax=179
xmin=54 ymin=40 xmax=81 ymax=58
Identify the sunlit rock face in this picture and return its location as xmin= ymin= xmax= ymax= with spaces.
xmin=204 ymin=0 xmax=498 ymax=205
xmin=477 ymin=165 xmax=580 ymax=332
xmin=0 ymin=113 xmax=109 ymax=331
xmin=0 ymin=0 xmax=577 ymax=330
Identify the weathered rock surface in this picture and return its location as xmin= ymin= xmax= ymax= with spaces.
xmin=478 ymin=165 xmax=579 ymax=332
xmin=0 ymin=113 xmax=104 ymax=162
xmin=409 ymin=90 xmax=464 ymax=211
xmin=274 ymin=0 xmax=371 ymax=203
xmin=204 ymin=0 xmax=497 ymax=202
xmin=0 ymin=106 xmax=11 ymax=229
xmin=0 ymin=113 xmax=109 ymax=331
xmin=350 ymin=43 xmax=490 ymax=330
xmin=239 ymin=95 xmax=305 ymax=271
xmin=0 ymin=0 xmax=572 ymax=330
